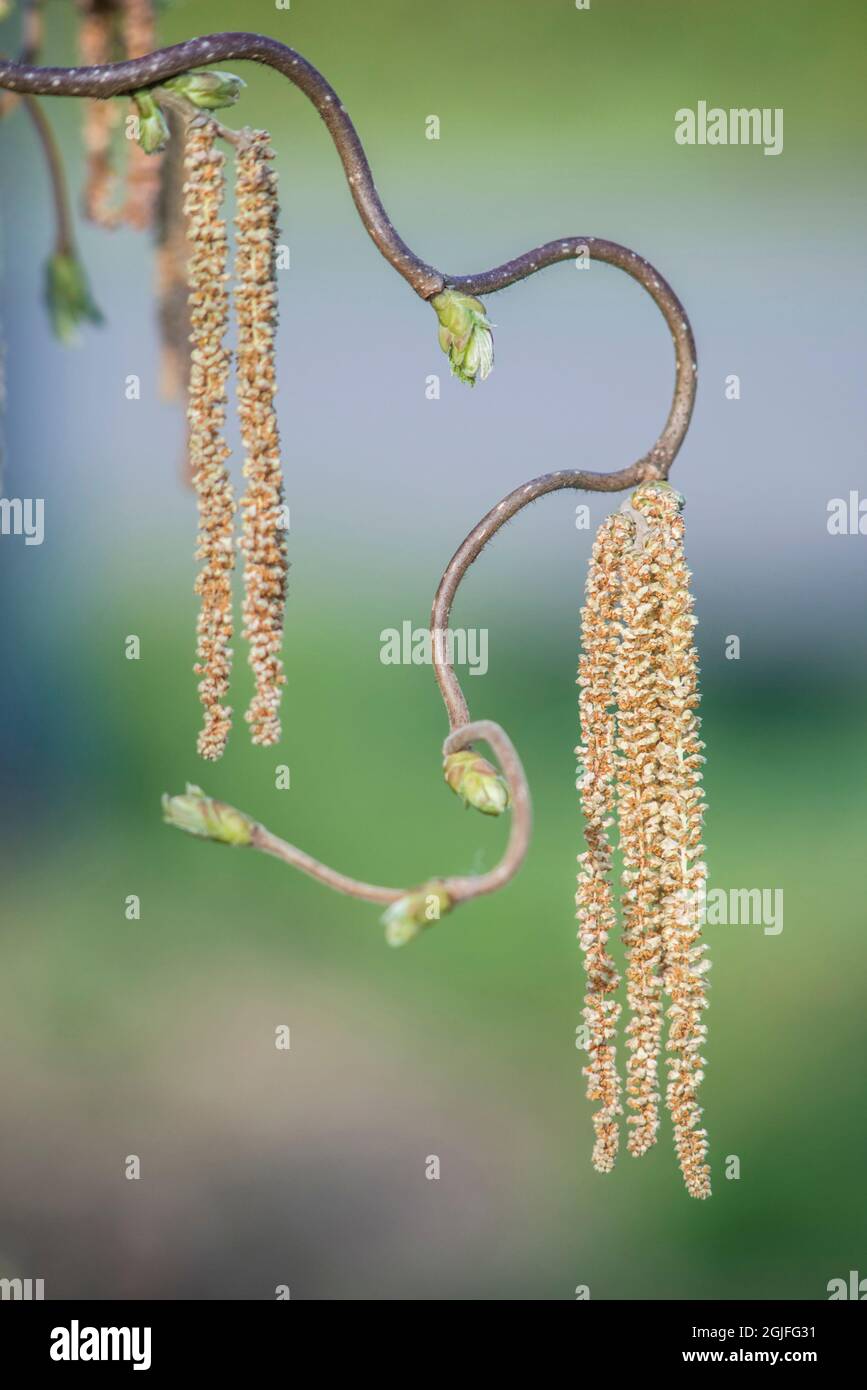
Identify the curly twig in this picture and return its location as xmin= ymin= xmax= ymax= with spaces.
xmin=250 ymin=720 xmax=531 ymax=909
xmin=432 ymin=250 xmax=694 ymax=730
xmin=0 ymin=32 xmax=696 ymax=918
xmin=0 ymin=33 xmax=444 ymax=295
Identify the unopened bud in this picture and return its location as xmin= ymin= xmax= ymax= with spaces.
xmin=44 ymin=252 xmax=103 ymax=344
xmin=431 ymin=289 xmax=494 ymax=386
xmin=133 ymin=90 xmax=170 ymax=154
xmin=444 ymin=749 xmax=510 ymax=816
xmin=162 ymin=784 xmax=254 ymax=846
xmin=382 ymin=881 xmax=452 ymax=947
xmin=163 ymin=70 xmax=246 ymax=110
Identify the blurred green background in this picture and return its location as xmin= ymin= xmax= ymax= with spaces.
xmin=0 ymin=0 xmax=865 ymax=1299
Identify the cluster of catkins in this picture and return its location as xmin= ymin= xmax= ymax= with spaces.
xmin=576 ymin=482 xmax=711 ymax=1199
xmin=184 ymin=122 xmax=287 ymax=761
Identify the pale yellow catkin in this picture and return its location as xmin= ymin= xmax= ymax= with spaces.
xmin=576 ymin=513 xmax=631 ymax=1173
xmin=615 ymin=505 xmax=669 ymax=1159
xmin=579 ymin=486 xmax=711 ymax=1196
xmin=235 ymin=132 xmax=288 ymax=747
xmin=645 ymin=488 xmax=712 ymax=1200
xmin=183 ymin=121 xmax=235 ymax=761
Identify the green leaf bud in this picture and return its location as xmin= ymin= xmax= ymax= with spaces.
xmin=44 ymin=252 xmax=103 ymax=344
xmin=162 ymin=784 xmax=255 ymax=846
xmin=163 ymin=70 xmax=246 ymax=111
xmin=431 ymin=289 xmax=494 ymax=386
xmin=381 ymin=881 xmax=452 ymax=947
xmin=133 ymin=90 xmax=170 ymax=154
xmin=443 ymin=749 xmax=510 ymax=816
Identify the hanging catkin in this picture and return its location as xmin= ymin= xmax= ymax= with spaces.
xmin=647 ymin=485 xmax=712 ymax=1200
xmin=615 ymin=501 xmax=668 ymax=1159
xmin=576 ymin=512 xmax=630 ymax=1173
xmin=578 ymin=482 xmax=711 ymax=1198
xmin=184 ymin=121 xmax=235 ymax=761
xmin=235 ymin=131 xmax=288 ymax=747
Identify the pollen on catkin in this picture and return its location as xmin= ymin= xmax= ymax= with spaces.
xmin=638 ymin=484 xmax=712 ymax=1200
xmin=615 ymin=505 xmax=668 ymax=1160
xmin=183 ymin=120 xmax=235 ymax=762
xmin=576 ymin=512 xmax=631 ymax=1174
xmin=234 ymin=131 xmax=288 ymax=747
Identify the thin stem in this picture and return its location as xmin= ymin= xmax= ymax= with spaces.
xmin=249 ymin=718 xmax=530 ymax=910
xmin=250 ymin=823 xmax=404 ymax=907
xmin=21 ymin=94 xmax=74 ymax=253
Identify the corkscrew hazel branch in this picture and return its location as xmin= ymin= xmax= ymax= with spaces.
xmin=0 ymin=34 xmax=695 ymax=916
xmin=163 ymin=720 xmax=531 ymax=926
xmin=0 ymin=33 xmax=696 ymax=362
xmin=255 ymin=720 xmax=530 ymax=908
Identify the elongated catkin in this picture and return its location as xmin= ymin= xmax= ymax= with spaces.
xmin=578 ymin=483 xmax=711 ymax=1198
xmin=576 ymin=512 xmax=631 ymax=1173
xmin=235 ymin=132 xmax=288 ymax=747
xmin=184 ymin=121 xmax=235 ymax=761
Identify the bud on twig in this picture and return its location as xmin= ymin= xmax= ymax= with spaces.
xmin=381 ymin=882 xmax=452 ymax=947
xmin=44 ymin=251 xmax=103 ymax=344
xmin=431 ymin=289 xmax=494 ymax=386
xmin=162 ymin=785 xmax=255 ymax=846
xmin=132 ymin=90 xmax=170 ymax=154
xmin=443 ymin=749 xmax=510 ymax=816
xmin=164 ymin=71 xmax=246 ymax=111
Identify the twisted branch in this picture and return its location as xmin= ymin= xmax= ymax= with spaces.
xmin=0 ymin=33 xmax=696 ymax=919
xmin=252 ymin=720 xmax=531 ymax=909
